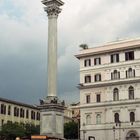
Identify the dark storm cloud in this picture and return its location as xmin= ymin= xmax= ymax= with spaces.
xmin=1 ymin=0 xmax=140 ymax=105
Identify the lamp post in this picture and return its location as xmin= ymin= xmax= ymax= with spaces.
xmin=77 ymin=118 xmax=80 ymax=140
xmin=113 ymin=126 xmax=115 ymax=140
xmin=83 ymin=123 xmax=86 ymax=140
xmin=118 ymin=121 xmax=121 ymax=140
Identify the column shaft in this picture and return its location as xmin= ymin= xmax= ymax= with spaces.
xmin=47 ymin=15 xmax=57 ymax=97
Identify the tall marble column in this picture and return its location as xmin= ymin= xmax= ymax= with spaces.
xmin=38 ymin=0 xmax=65 ymax=139
xmin=42 ymin=0 xmax=64 ymax=97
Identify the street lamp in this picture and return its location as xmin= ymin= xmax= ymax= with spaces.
xmin=112 ymin=126 xmax=115 ymax=140
xmin=118 ymin=121 xmax=121 ymax=140
xmin=83 ymin=123 xmax=86 ymax=140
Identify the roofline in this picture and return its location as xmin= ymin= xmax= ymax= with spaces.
xmin=75 ymin=38 xmax=140 ymax=59
xmin=0 ymin=97 xmax=39 ymax=110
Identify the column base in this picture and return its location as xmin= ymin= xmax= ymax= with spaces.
xmin=38 ymin=96 xmax=65 ymax=139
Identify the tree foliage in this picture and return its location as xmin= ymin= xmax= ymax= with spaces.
xmin=0 ymin=121 xmax=40 ymax=140
xmin=64 ymin=121 xmax=78 ymax=139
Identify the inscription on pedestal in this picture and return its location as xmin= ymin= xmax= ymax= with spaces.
xmin=56 ymin=114 xmax=63 ymax=134
xmin=42 ymin=114 xmax=52 ymax=134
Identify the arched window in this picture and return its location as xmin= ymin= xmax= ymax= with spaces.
xmin=96 ymin=114 xmax=101 ymax=124
xmin=126 ymin=68 xmax=135 ymax=78
xmin=129 ymin=86 xmax=134 ymax=100
xmin=111 ymin=70 xmax=120 ymax=80
xmin=86 ymin=115 xmax=91 ymax=125
xmin=126 ymin=131 xmax=138 ymax=139
xmin=114 ymin=113 xmax=119 ymax=123
xmin=130 ymin=112 xmax=135 ymax=122
xmin=113 ymin=88 xmax=119 ymax=101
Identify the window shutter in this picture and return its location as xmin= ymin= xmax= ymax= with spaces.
xmin=118 ymin=72 xmax=120 ymax=79
xmin=99 ymin=58 xmax=101 ymax=64
xmin=95 ymin=75 xmax=97 ymax=82
xmin=133 ymin=70 xmax=135 ymax=77
xmin=117 ymin=54 xmax=119 ymax=62
xmin=125 ymin=52 xmax=128 ymax=61
xmin=111 ymin=55 xmax=113 ymax=63
xmin=94 ymin=59 xmax=96 ymax=65
xmin=89 ymin=59 xmax=91 ymax=66
xmin=99 ymin=74 xmax=101 ymax=81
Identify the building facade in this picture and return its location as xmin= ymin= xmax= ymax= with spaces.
xmin=76 ymin=39 xmax=140 ymax=140
xmin=0 ymin=97 xmax=75 ymax=130
xmin=64 ymin=104 xmax=73 ymax=123
xmin=64 ymin=103 xmax=80 ymax=123
xmin=0 ymin=97 xmax=40 ymax=130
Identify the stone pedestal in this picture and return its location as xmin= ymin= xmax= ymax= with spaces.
xmin=38 ymin=97 xmax=65 ymax=139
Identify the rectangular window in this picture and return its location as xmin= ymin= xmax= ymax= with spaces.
xmin=94 ymin=58 xmax=101 ymax=65
xmin=86 ymin=95 xmax=90 ymax=103
xmin=20 ymin=108 xmax=24 ymax=118
xmin=36 ymin=112 xmax=40 ymax=120
xmin=20 ymin=108 xmax=22 ymax=118
xmin=1 ymin=104 xmax=6 ymax=115
xmin=31 ymin=111 xmax=35 ymax=120
xmin=85 ymin=75 xmax=91 ymax=83
xmin=95 ymin=74 xmax=101 ymax=82
xmin=4 ymin=105 xmax=6 ymax=115
xmin=1 ymin=120 xmax=4 ymax=126
xmin=1 ymin=104 xmax=4 ymax=114
xmin=96 ymin=94 xmax=101 ymax=102
xmin=125 ymin=51 xmax=134 ymax=61
xmin=96 ymin=114 xmax=101 ymax=124
xmin=26 ymin=110 xmax=29 ymax=119
xmin=84 ymin=59 xmax=91 ymax=67
xmin=8 ymin=106 xmax=11 ymax=115
xmin=111 ymin=54 xmax=119 ymax=63
xmin=17 ymin=108 xmax=19 ymax=117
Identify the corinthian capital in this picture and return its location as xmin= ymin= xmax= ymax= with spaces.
xmin=44 ymin=5 xmax=62 ymax=17
xmin=42 ymin=0 xmax=64 ymax=17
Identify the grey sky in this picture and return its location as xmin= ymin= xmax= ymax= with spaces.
xmin=0 ymin=0 xmax=140 ymax=105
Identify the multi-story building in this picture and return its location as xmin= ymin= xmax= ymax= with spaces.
xmin=64 ymin=104 xmax=73 ymax=123
xmin=76 ymin=38 xmax=140 ymax=140
xmin=71 ymin=102 xmax=80 ymax=122
xmin=0 ymin=97 xmax=75 ymax=130
xmin=0 ymin=97 xmax=40 ymax=129
xmin=64 ymin=102 xmax=80 ymax=123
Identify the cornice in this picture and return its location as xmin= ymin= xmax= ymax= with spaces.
xmin=80 ymin=59 xmax=140 ymax=72
xmin=76 ymin=43 xmax=140 ymax=59
xmin=78 ymin=78 xmax=140 ymax=89
xmin=0 ymin=97 xmax=39 ymax=110
xmin=42 ymin=0 xmax=64 ymax=6
xmin=79 ymin=99 xmax=140 ymax=109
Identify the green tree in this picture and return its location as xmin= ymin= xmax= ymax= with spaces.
xmin=25 ymin=123 xmax=40 ymax=136
xmin=0 ymin=122 xmax=40 ymax=140
xmin=64 ymin=121 xmax=78 ymax=139
xmin=0 ymin=122 xmax=25 ymax=140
